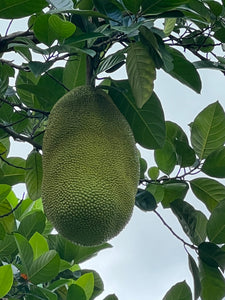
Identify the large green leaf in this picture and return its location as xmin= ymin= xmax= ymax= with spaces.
xmin=63 ymin=53 xmax=86 ymax=90
xmin=198 ymin=242 xmax=225 ymax=271
xmin=0 ymin=199 xmax=16 ymax=233
xmin=108 ymin=80 xmax=166 ymax=149
xmin=202 ymin=147 xmax=225 ymax=178
xmin=122 ymin=0 xmax=142 ymax=13
xmin=0 ymin=234 xmax=17 ymax=260
xmin=207 ymin=199 xmax=225 ymax=244
xmin=0 ymin=0 xmax=47 ymax=19
xmin=191 ymin=102 xmax=225 ymax=159
xmin=188 ymin=254 xmax=201 ymax=300
xmin=154 ymin=140 xmax=176 ymax=174
xmin=142 ymin=0 xmax=189 ymax=14
xmin=190 ymin=178 xmax=225 ymax=212
xmin=161 ymin=180 xmax=189 ymax=208
xmin=170 ymin=199 xmax=207 ymax=245
xmin=48 ymin=15 xmax=76 ymax=42
xmin=0 ymin=264 xmax=13 ymax=298
xmin=0 ymin=184 xmax=11 ymax=202
xmin=29 ymin=250 xmax=60 ymax=284
xmin=0 ymin=157 xmax=26 ymax=185
xmin=162 ymin=281 xmax=192 ymax=300
xmin=76 ymin=273 xmax=94 ymax=300
xmin=14 ymin=233 xmax=33 ymax=275
xmin=93 ymin=0 xmax=123 ymax=22
xmin=29 ymin=232 xmax=49 ymax=260
xmin=199 ymin=260 xmax=225 ymax=300
xmin=33 ymin=14 xmax=57 ymax=46
xmin=126 ymin=42 xmax=156 ymax=108
xmin=174 ymin=139 xmax=196 ymax=167
xmin=18 ymin=210 xmax=46 ymax=240
xmin=165 ymin=46 xmax=202 ymax=93
xmin=66 ymin=284 xmax=87 ymax=300
xmin=25 ymin=151 xmax=43 ymax=201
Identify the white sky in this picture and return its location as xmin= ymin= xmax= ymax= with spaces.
xmin=1 ymin=17 xmax=225 ymax=300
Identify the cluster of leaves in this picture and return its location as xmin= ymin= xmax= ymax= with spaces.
xmin=0 ymin=0 xmax=225 ymax=299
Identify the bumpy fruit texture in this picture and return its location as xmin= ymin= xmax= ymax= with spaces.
xmin=42 ymin=86 xmax=139 ymax=246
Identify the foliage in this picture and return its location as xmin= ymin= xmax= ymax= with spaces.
xmin=0 ymin=0 xmax=225 ymax=299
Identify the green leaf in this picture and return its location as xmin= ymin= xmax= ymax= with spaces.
xmin=0 ymin=0 xmax=47 ymax=19
xmin=154 ymin=140 xmax=176 ymax=174
xmin=164 ymin=18 xmax=177 ymax=36
xmin=0 ymin=184 xmax=11 ymax=202
xmin=0 ymin=157 xmax=26 ymax=185
xmin=190 ymin=178 xmax=225 ymax=212
xmin=108 ymin=80 xmax=166 ymax=149
xmin=29 ymin=285 xmax=58 ymax=300
xmin=76 ymin=273 xmax=94 ymax=300
xmin=188 ymin=254 xmax=201 ymax=300
xmin=0 ymin=199 xmax=16 ymax=233
xmin=122 ymin=0 xmax=142 ymax=13
xmin=166 ymin=46 xmax=201 ymax=93
xmin=191 ymin=101 xmax=225 ymax=159
xmin=33 ymin=14 xmax=56 ymax=46
xmin=199 ymin=242 xmax=225 ymax=271
xmin=162 ymin=280 xmax=192 ymax=300
xmin=25 ymin=151 xmax=43 ymax=200
xmin=171 ymin=199 xmax=207 ymax=245
xmin=48 ymin=234 xmax=111 ymax=264
xmin=81 ymin=269 xmax=104 ymax=300
xmin=103 ymin=294 xmax=118 ymax=300
xmin=29 ymin=232 xmax=49 ymax=260
xmin=97 ymin=52 xmax=125 ymax=74
xmin=63 ymin=53 xmax=86 ymax=90
xmin=146 ymin=182 xmax=164 ymax=203
xmin=207 ymin=199 xmax=225 ymax=244
xmin=199 ymin=260 xmax=225 ymax=300
xmin=66 ymin=284 xmax=86 ymax=300
xmin=202 ymin=147 xmax=225 ymax=178
xmin=14 ymin=233 xmax=33 ymax=275
xmin=29 ymin=250 xmax=60 ymax=284
xmin=29 ymin=61 xmax=54 ymax=77
xmin=93 ymin=0 xmax=123 ymax=22
xmin=161 ymin=180 xmax=189 ymax=208
xmin=18 ymin=210 xmax=46 ymax=240
xmin=174 ymin=139 xmax=196 ymax=167
xmin=135 ymin=189 xmax=157 ymax=211
xmin=142 ymin=0 xmax=189 ymax=14
xmin=48 ymin=15 xmax=76 ymax=41
xmin=0 ymin=234 xmax=17 ymax=260
xmin=126 ymin=42 xmax=156 ymax=108
xmin=148 ymin=166 xmax=159 ymax=180
xmin=0 ymin=264 xmax=13 ymax=298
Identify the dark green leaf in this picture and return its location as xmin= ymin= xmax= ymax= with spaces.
xmin=161 ymin=180 xmax=189 ymax=208
xmin=0 ymin=0 xmax=47 ymax=19
xmin=199 ymin=260 xmax=225 ymax=300
xmin=29 ymin=61 xmax=54 ymax=77
xmin=25 ymin=151 xmax=43 ymax=200
xmin=29 ymin=250 xmax=60 ymax=284
xmin=214 ymin=27 xmax=225 ymax=43
xmin=126 ymin=42 xmax=156 ymax=108
xmin=0 ymin=199 xmax=16 ymax=233
xmin=0 ymin=157 xmax=26 ymax=185
xmin=202 ymin=147 xmax=225 ymax=178
xmin=93 ymin=0 xmax=123 ymax=23
xmin=139 ymin=157 xmax=148 ymax=180
xmin=14 ymin=233 xmax=33 ymax=275
xmin=199 ymin=242 xmax=225 ymax=271
xmin=190 ymin=101 xmax=225 ymax=159
xmin=109 ymin=80 xmax=166 ymax=149
xmin=188 ymin=254 xmax=201 ymax=300
xmin=103 ymin=294 xmax=118 ymax=300
xmin=122 ymin=0 xmax=142 ymax=13
xmin=174 ymin=140 xmax=196 ymax=167
xmin=18 ymin=210 xmax=46 ymax=240
xmin=154 ymin=140 xmax=176 ymax=174
xmin=190 ymin=178 xmax=225 ymax=212
xmin=0 ymin=265 xmax=13 ymax=298
xmin=33 ymin=14 xmax=56 ymax=46
xmin=75 ymin=273 xmax=94 ymax=300
xmin=0 ymin=234 xmax=17 ymax=260
xmin=162 ymin=280 xmax=192 ymax=300
xmin=207 ymin=199 xmax=225 ymax=244
xmin=143 ymin=0 xmax=189 ymax=14
xmin=29 ymin=285 xmax=57 ymax=300
xmin=170 ymin=199 xmax=207 ymax=245
xmin=135 ymin=189 xmax=157 ymax=211
xmin=0 ymin=184 xmax=11 ymax=202
xmin=166 ymin=46 xmax=202 ymax=93
xmin=66 ymin=284 xmax=86 ymax=300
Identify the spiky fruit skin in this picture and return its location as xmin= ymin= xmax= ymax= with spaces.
xmin=42 ymin=86 xmax=139 ymax=246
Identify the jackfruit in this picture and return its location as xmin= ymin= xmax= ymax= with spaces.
xmin=42 ymin=85 xmax=139 ymax=246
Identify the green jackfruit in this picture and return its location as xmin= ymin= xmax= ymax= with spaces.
xmin=42 ymin=86 xmax=139 ymax=246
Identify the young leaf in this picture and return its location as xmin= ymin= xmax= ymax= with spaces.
xmin=14 ymin=233 xmax=33 ymax=275
xmin=165 ymin=46 xmax=202 ymax=93
xmin=75 ymin=273 xmax=94 ymax=300
xmin=188 ymin=254 xmax=201 ymax=300
xmin=202 ymin=147 xmax=225 ymax=178
xmin=0 ymin=264 xmax=13 ymax=298
xmin=18 ymin=210 xmax=46 ymax=240
xmin=126 ymin=42 xmax=156 ymax=108
xmin=109 ymin=80 xmax=166 ymax=149
xmin=29 ymin=61 xmax=54 ymax=77
xmin=29 ymin=285 xmax=58 ymax=300
xmin=29 ymin=250 xmax=60 ymax=284
xmin=207 ymin=199 xmax=225 ymax=244
xmin=66 ymin=284 xmax=86 ymax=300
xmin=174 ymin=139 xmax=196 ymax=167
xmin=190 ymin=178 xmax=225 ymax=212
xmin=25 ymin=151 xmax=43 ymax=201
xmin=29 ymin=232 xmax=49 ymax=260
xmin=191 ymin=102 xmax=225 ymax=159
xmin=162 ymin=280 xmax=192 ymax=300
xmin=0 ymin=0 xmax=47 ymax=19
xmin=199 ymin=260 xmax=225 ymax=300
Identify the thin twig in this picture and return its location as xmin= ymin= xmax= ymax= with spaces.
xmin=0 ymin=153 xmax=30 ymax=170
xmin=5 ymin=19 xmax=13 ymax=36
xmin=0 ymin=194 xmax=24 ymax=218
xmin=154 ymin=209 xmax=198 ymax=251
xmin=46 ymin=71 xmax=70 ymax=91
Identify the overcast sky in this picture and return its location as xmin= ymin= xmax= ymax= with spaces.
xmin=1 ymin=18 xmax=225 ymax=300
